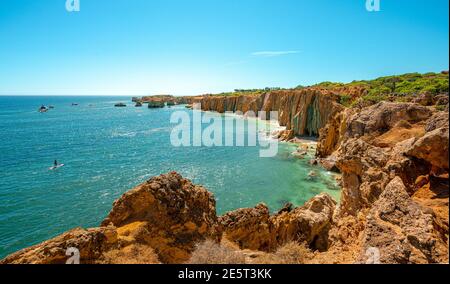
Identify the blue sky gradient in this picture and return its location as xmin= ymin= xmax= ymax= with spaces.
xmin=0 ymin=0 xmax=448 ymax=96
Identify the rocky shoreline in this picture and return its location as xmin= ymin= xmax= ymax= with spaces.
xmin=1 ymin=89 xmax=448 ymax=264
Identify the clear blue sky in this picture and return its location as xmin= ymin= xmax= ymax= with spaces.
xmin=0 ymin=0 xmax=448 ymax=96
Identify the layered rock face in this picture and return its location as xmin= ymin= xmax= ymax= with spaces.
xmin=195 ymin=89 xmax=344 ymax=138
xmin=327 ymin=103 xmax=447 ymax=215
xmin=318 ymin=102 xmax=432 ymax=157
xmin=406 ymin=113 xmax=449 ymax=170
xmin=359 ymin=177 xmax=448 ymax=264
xmin=316 ymin=102 xmax=449 ymax=263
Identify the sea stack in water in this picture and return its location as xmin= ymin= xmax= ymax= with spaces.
xmin=148 ymin=101 xmax=165 ymax=108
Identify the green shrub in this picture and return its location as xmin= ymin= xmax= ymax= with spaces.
xmin=436 ymin=105 xmax=447 ymax=111
xmin=338 ymin=94 xmax=352 ymax=107
xmin=208 ymin=72 xmax=449 ymax=107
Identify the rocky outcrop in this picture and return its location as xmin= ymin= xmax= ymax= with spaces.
xmin=406 ymin=124 xmax=449 ymax=170
xmin=316 ymin=101 xmax=449 ymax=264
xmin=1 ymin=172 xmax=219 ymax=264
xmin=195 ymin=89 xmax=344 ymax=138
xmin=219 ymin=194 xmax=336 ymax=253
xmin=344 ymin=102 xmax=431 ymax=142
xmin=132 ymin=95 xmax=196 ymax=108
xmin=271 ymin=194 xmax=337 ymax=252
xmin=139 ymin=95 xmax=196 ymax=106
xmin=317 ymin=102 xmax=433 ymax=157
xmin=0 ymin=227 xmax=119 ymax=264
xmin=219 ymin=204 xmax=274 ymax=251
xmin=147 ymin=101 xmax=165 ymax=108
xmin=330 ymin=103 xmax=445 ymax=217
xmin=412 ymin=111 xmax=450 ymax=172
xmin=316 ymin=108 xmax=354 ymax=157
xmin=101 ymin=172 xmax=219 ymax=263
xmin=358 ymin=177 xmax=448 ymax=264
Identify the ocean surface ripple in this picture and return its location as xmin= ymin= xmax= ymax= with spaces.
xmin=0 ymin=96 xmax=340 ymax=258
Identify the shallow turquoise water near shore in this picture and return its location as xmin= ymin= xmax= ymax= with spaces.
xmin=0 ymin=96 xmax=339 ymax=258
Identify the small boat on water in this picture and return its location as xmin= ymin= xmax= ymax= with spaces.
xmin=49 ymin=163 xmax=65 ymax=170
xmin=115 ymin=103 xmax=127 ymax=107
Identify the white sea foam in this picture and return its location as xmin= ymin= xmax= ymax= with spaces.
xmin=111 ymin=127 xmax=171 ymax=138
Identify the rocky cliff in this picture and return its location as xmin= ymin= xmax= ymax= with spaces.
xmin=317 ymin=102 xmax=449 ymax=263
xmin=193 ymin=89 xmax=344 ymax=139
xmin=219 ymin=194 xmax=336 ymax=253
xmin=138 ymin=95 xmax=196 ymax=106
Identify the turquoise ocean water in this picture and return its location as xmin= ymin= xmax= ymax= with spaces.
xmin=0 ymin=96 xmax=339 ymax=258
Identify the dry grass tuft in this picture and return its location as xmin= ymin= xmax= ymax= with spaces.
xmin=187 ymin=240 xmax=246 ymax=264
xmin=252 ymin=242 xmax=311 ymax=264
xmin=188 ymin=239 xmax=312 ymax=264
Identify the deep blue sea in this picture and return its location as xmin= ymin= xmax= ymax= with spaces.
xmin=0 ymin=96 xmax=340 ymax=258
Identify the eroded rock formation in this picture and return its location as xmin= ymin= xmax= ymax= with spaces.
xmin=218 ymin=194 xmax=336 ymax=253
xmin=316 ymin=101 xmax=449 ymax=263
xmin=101 ymin=172 xmax=219 ymax=263
xmin=194 ymin=89 xmax=344 ymax=139
xmin=358 ymin=177 xmax=448 ymax=264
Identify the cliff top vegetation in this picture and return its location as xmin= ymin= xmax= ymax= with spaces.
xmin=205 ymin=71 xmax=449 ymax=108
xmin=310 ymin=71 xmax=449 ymax=107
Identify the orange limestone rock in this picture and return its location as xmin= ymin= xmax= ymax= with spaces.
xmin=219 ymin=194 xmax=337 ymax=253
xmin=101 ymin=172 xmax=220 ymax=263
xmin=195 ymin=89 xmax=344 ymax=139
xmin=1 ymin=172 xmax=219 ymax=264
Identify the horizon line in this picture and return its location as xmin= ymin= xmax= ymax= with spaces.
xmin=1 ymin=69 xmax=447 ymax=97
